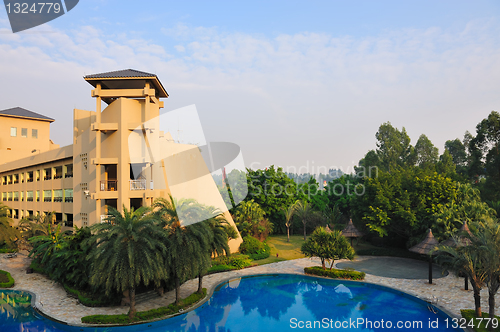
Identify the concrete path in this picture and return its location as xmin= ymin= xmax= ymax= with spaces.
xmin=0 ymin=253 xmax=498 ymax=326
xmin=337 ymin=256 xmax=448 ymax=279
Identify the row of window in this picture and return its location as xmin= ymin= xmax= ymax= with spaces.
xmin=1 ymin=164 xmax=73 ymax=185
xmin=11 ymin=127 xmax=38 ymax=138
xmin=1 ymin=189 xmax=73 ymax=203
xmin=8 ymin=209 xmax=73 ymax=226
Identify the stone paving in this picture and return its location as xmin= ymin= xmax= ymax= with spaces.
xmin=1 ymin=252 xmax=499 ymax=326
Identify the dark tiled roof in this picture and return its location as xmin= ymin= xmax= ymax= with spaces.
xmin=0 ymin=107 xmax=54 ymax=122
xmin=84 ymin=69 xmax=156 ymax=79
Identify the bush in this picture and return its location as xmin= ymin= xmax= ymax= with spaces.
xmin=63 ymin=284 xmax=118 ymax=307
xmin=29 ymin=260 xmax=46 ymax=274
xmin=212 ymin=254 xmax=253 ymax=270
xmin=0 ymin=270 xmax=15 ymax=288
xmin=0 ymin=248 xmax=17 ymax=253
xmin=239 ymin=236 xmax=271 ymax=260
xmin=81 ymin=289 xmax=207 ymax=324
xmin=304 ymin=266 xmax=365 ymax=280
xmin=207 ymin=264 xmax=237 ymax=274
xmin=460 ymin=310 xmax=500 ymax=332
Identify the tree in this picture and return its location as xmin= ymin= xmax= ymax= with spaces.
xmin=233 ymin=200 xmax=272 ymax=241
xmin=294 ymin=200 xmax=312 ymax=240
xmin=0 ymin=203 xmax=19 ymax=249
xmin=28 ymin=223 xmax=70 ymax=265
xmin=87 ymin=206 xmax=168 ymax=319
xmin=153 ymin=197 xmax=212 ymax=304
xmin=444 ymin=138 xmax=467 ymax=174
xmin=18 ymin=212 xmax=55 ymax=240
xmin=414 ymin=134 xmax=438 ymax=169
xmin=474 ymin=220 xmax=500 ymax=329
xmin=301 ymin=227 xmax=355 ymax=270
xmin=375 ymin=122 xmax=414 ymax=172
xmin=435 ymin=240 xmax=487 ymax=317
xmin=282 ymin=204 xmax=296 ymax=243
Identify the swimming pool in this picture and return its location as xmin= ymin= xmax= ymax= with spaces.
xmin=1 ymin=274 xmax=464 ymax=331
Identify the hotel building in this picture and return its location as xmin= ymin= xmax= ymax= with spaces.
xmin=0 ymin=69 xmax=242 ymax=251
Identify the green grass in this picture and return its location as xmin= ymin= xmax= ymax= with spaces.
xmin=0 ymin=270 xmax=14 ymax=288
xmin=461 ymin=310 xmax=500 ymax=332
xmin=266 ymin=235 xmax=307 ymax=260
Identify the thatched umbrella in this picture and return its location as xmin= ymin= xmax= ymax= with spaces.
xmin=325 ymin=225 xmax=332 ymax=233
xmin=409 ymin=229 xmax=439 ymax=284
xmin=341 ymin=219 xmax=363 ymax=246
xmin=440 ymin=222 xmax=472 ymax=289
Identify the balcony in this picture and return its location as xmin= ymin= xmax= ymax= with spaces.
xmin=7 ymin=198 xmax=12 ymax=201
xmin=65 ymin=197 xmax=73 ymax=203
xmin=44 ymin=176 xmax=52 ymax=180
xmin=100 ymin=180 xmax=118 ymax=191
xmin=7 ymin=181 xmax=12 ymax=185
xmin=54 ymin=174 xmax=63 ymax=179
xmin=2 ymin=198 xmax=6 ymax=201
xmin=130 ymin=179 xmax=146 ymax=191
xmin=43 ymin=197 xmax=52 ymax=202
xmin=27 ymin=179 xmax=33 ymax=182
xmin=54 ymin=197 xmax=63 ymax=202
xmin=13 ymin=198 xmax=18 ymax=201
xmin=27 ymin=197 xmax=33 ymax=202
xmin=13 ymin=180 xmax=18 ymax=184
xmin=100 ymin=215 xmax=112 ymax=223
xmin=65 ymin=173 xmax=73 ymax=178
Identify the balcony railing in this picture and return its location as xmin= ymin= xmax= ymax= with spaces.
xmin=36 ymin=198 xmax=40 ymax=202
xmin=100 ymin=215 xmax=112 ymax=223
xmin=7 ymin=181 xmax=12 ymax=185
xmin=2 ymin=198 xmax=6 ymax=201
xmin=54 ymin=197 xmax=63 ymax=202
xmin=43 ymin=197 xmax=52 ymax=202
xmin=65 ymin=173 xmax=73 ymax=178
xmin=54 ymin=174 xmax=63 ymax=179
xmin=44 ymin=176 xmax=52 ymax=180
xmin=65 ymin=197 xmax=73 ymax=203
xmin=100 ymin=180 xmax=118 ymax=191
xmin=130 ymin=179 xmax=146 ymax=191
xmin=13 ymin=198 xmax=18 ymax=201
xmin=13 ymin=180 xmax=18 ymax=184
xmin=27 ymin=179 xmax=33 ymax=182
xmin=7 ymin=198 xmax=12 ymax=201
xmin=27 ymin=197 xmax=33 ymax=202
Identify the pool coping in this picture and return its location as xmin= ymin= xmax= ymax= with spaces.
xmin=5 ymin=271 xmax=471 ymax=331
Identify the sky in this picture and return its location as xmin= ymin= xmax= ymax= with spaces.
xmin=1 ymin=1 xmax=500 ymax=174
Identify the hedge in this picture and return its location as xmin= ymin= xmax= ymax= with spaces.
xmin=304 ymin=266 xmax=365 ymax=280
xmin=0 ymin=270 xmax=15 ymax=288
xmin=63 ymin=284 xmax=118 ymax=307
xmin=81 ymin=288 xmax=207 ymax=324
xmin=239 ymin=236 xmax=270 ymax=260
xmin=207 ymin=264 xmax=237 ymax=274
xmin=460 ymin=309 xmax=500 ymax=332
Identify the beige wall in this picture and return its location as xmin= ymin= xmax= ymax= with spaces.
xmin=0 ymin=115 xmax=59 ymax=165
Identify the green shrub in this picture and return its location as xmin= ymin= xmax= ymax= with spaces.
xmin=212 ymin=254 xmax=253 ymax=270
xmin=0 ymin=270 xmax=15 ymax=288
xmin=207 ymin=264 xmax=236 ymax=274
xmin=0 ymin=248 xmax=17 ymax=253
xmin=460 ymin=309 xmax=500 ymax=332
xmin=81 ymin=289 xmax=207 ymax=324
xmin=304 ymin=266 xmax=365 ymax=280
xmin=63 ymin=284 xmax=118 ymax=307
xmin=29 ymin=260 xmax=46 ymax=274
xmin=248 ymin=251 xmax=270 ymax=260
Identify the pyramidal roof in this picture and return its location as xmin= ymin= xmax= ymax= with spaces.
xmin=84 ymin=69 xmax=168 ymax=98
xmin=84 ymin=69 xmax=156 ymax=79
xmin=0 ymin=107 xmax=54 ymax=122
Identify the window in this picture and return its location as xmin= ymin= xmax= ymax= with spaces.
xmin=32 ymin=129 xmax=38 ymax=139
xmin=21 ymin=128 xmax=28 ymax=137
xmin=10 ymin=127 xmax=17 ymax=137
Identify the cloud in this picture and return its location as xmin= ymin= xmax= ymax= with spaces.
xmin=0 ymin=19 xmax=499 ymax=171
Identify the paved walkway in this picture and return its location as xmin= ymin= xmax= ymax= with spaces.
xmin=1 ymin=253 xmax=499 ymax=326
xmin=337 ymin=256 xmax=449 ymax=279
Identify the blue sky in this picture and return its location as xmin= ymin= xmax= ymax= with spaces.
xmin=1 ymin=1 xmax=500 ymax=173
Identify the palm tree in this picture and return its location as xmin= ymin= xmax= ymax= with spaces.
xmin=0 ymin=203 xmax=19 ymax=249
xmin=18 ymin=212 xmax=55 ymax=239
xmin=474 ymin=220 xmax=500 ymax=329
xmin=153 ymin=196 xmax=212 ymax=304
xmin=87 ymin=206 xmax=168 ymax=319
xmin=28 ymin=223 xmax=70 ymax=265
xmin=435 ymin=242 xmax=487 ymax=317
xmin=282 ymin=204 xmax=296 ymax=243
xmin=294 ymin=200 xmax=312 ymax=240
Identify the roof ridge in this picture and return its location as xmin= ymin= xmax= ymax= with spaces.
xmin=84 ymin=69 xmax=157 ymax=79
xmin=0 ymin=107 xmax=54 ymax=122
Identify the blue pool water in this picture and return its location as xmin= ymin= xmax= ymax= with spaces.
xmin=0 ymin=274 xmax=463 ymax=331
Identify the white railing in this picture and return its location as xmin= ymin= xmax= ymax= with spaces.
xmin=100 ymin=215 xmax=112 ymax=223
xmin=129 ymin=179 xmax=146 ymax=191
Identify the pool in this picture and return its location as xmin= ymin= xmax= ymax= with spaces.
xmin=1 ymin=274 xmax=464 ymax=331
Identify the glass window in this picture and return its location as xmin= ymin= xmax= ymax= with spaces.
xmin=21 ymin=128 xmax=28 ymax=137
xmin=10 ymin=127 xmax=17 ymax=137
xmin=32 ymin=129 xmax=38 ymax=139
